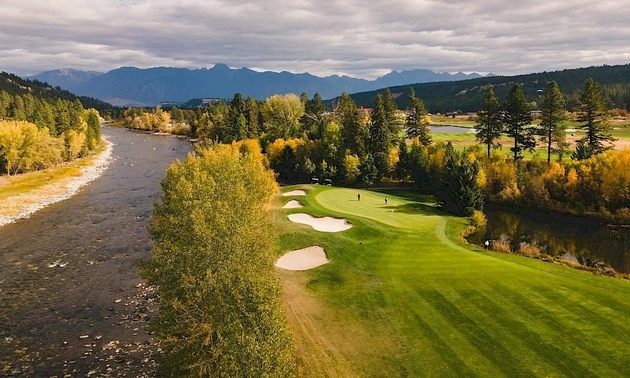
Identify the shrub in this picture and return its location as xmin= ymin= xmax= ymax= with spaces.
xmin=492 ymin=240 xmax=512 ymax=254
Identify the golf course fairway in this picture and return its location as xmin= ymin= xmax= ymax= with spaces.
xmin=276 ymin=185 xmax=630 ymax=377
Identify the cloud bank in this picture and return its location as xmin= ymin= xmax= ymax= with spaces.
xmin=1 ymin=0 xmax=629 ymax=79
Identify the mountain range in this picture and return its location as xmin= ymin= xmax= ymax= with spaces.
xmin=29 ymin=65 xmax=490 ymax=107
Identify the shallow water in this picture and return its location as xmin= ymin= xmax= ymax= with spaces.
xmin=0 ymin=127 xmax=192 ymax=376
xmin=470 ymin=207 xmax=630 ymax=274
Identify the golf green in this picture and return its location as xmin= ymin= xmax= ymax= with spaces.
xmin=277 ymin=186 xmax=630 ymax=377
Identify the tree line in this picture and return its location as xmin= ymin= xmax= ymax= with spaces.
xmin=348 ymin=63 xmax=630 ymax=113
xmin=0 ymin=90 xmax=101 ymax=175
xmin=121 ymin=77 xmax=626 ymax=221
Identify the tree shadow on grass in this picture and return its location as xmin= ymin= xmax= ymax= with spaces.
xmin=370 ymin=188 xmax=435 ymax=204
xmin=384 ymin=202 xmax=446 ymax=216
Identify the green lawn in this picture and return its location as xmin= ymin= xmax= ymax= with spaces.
xmin=276 ymin=185 xmax=630 ymax=377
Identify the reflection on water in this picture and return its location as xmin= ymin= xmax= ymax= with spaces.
xmin=429 ymin=125 xmax=476 ymax=133
xmin=469 ymin=207 xmax=630 ymax=274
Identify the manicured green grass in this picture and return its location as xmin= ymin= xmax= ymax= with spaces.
xmin=276 ymin=185 xmax=630 ymax=377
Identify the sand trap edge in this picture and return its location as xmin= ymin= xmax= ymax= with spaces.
xmin=282 ymin=189 xmax=307 ymax=197
xmin=275 ymin=246 xmax=329 ymax=270
xmin=288 ymin=213 xmax=352 ymax=232
xmin=282 ymin=200 xmax=304 ymax=209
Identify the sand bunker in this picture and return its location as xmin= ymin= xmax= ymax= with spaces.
xmin=282 ymin=189 xmax=307 ymax=196
xmin=275 ymin=246 xmax=329 ymax=270
xmin=288 ymin=213 xmax=352 ymax=232
xmin=282 ymin=200 xmax=304 ymax=209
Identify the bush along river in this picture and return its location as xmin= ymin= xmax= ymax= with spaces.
xmin=468 ymin=204 xmax=630 ymax=276
xmin=0 ymin=126 xmax=192 ymax=377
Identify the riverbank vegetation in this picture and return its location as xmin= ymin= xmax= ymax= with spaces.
xmin=0 ymin=78 xmax=104 ymax=176
xmin=140 ymin=141 xmax=295 ymax=377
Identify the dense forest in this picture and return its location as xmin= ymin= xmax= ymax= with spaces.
xmin=346 ymin=64 xmax=630 ymax=114
xmin=0 ymin=72 xmax=104 ymax=175
xmin=120 ymin=77 xmax=630 ymax=222
xmin=1 ymin=71 xmax=115 ymax=116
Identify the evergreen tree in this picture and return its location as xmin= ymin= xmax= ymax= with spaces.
xmin=302 ymin=92 xmax=327 ymax=140
xmin=436 ymin=142 xmax=458 ymax=210
xmin=9 ymin=95 xmax=26 ymax=121
xmin=504 ymin=84 xmax=535 ymax=161
xmin=405 ymin=87 xmax=432 ymax=145
xmin=574 ymin=77 xmax=616 ymax=158
xmin=368 ymin=94 xmax=390 ymax=155
xmin=337 ymin=92 xmax=366 ymax=157
xmin=475 ymin=84 xmax=503 ymax=158
xmin=395 ymin=139 xmax=411 ymax=180
xmin=357 ymin=154 xmax=378 ymax=186
xmin=244 ymin=96 xmax=260 ymax=139
xmin=436 ymin=142 xmax=484 ymax=216
xmin=454 ymin=156 xmax=485 ymax=216
xmin=368 ymin=94 xmax=391 ymax=179
xmin=537 ymin=81 xmax=567 ymax=163
xmin=381 ymin=88 xmax=400 ymax=144
xmin=205 ymin=100 xmax=229 ymax=141
xmin=225 ymin=93 xmax=246 ymax=142
xmin=408 ymin=142 xmax=430 ymax=190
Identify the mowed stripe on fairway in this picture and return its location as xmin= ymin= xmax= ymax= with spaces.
xmin=280 ymin=186 xmax=630 ymax=377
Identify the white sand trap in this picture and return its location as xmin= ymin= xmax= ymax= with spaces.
xmin=288 ymin=213 xmax=352 ymax=232
xmin=275 ymin=246 xmax=329 ymax=270
xmin=282 ymin=189 xmax=307 ymax=196
xmin=282 ymin=200 xmax=304 ymax=209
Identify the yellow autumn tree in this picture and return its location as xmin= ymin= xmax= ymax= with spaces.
xmin=140 ymin=143 xmax=295 ymax=377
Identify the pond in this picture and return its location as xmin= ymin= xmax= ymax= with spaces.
xmin=468 ymin=206 xmax=630 ymax=274
xmin=429 ymin=125 xmax=476 ymax=133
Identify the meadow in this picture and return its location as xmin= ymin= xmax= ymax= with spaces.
xmin=276 ymin=185 xmax=630 ymax=377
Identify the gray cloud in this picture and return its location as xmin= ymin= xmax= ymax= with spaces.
xmin=1 ymin=0 xmax=629 ymax=78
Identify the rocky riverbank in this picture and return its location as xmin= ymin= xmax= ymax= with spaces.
xmin=0 ymin=138 xmax=113 ymax=228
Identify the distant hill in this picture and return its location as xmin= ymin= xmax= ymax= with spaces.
xmin=32 ymin=68 xmax=104 ymax=89
xmin=29 ymin=65 xmax=488 ymax=106
xmin=1 ymin=71 xmax=113 ymax=112
xmin=346 ymin=64 xmax=630 ymax=113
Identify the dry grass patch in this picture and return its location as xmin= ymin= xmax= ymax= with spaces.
xmin=491 ymin=239 xmax=512 ymax=254
xmin=518 ymin=242 xmax=542 ymax=258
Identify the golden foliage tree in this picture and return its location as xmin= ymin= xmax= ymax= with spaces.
xmin=140 ymin=141 xmax=295 ymax=377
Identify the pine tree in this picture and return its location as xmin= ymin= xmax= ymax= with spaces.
xmin=436 ymin=142 xmax=484 ymax=216
xmin=475 ymin=84 xmax=503 ymax=158
xmin=574 ymin=77 xmax=616 ymax=158
xmin=338 ymin=92 xmax=366 ymax=157
xmin=368 ymin=94 xmax=390 ymax=155
xmin=224 ymin=92 xmax=246 ymax=142
xmin=244 ymin=96 xmax=260 ymax=139
xmin=538 ymin=81 xmax=567 ymax=163
xmin=382 ymin=88 xmax=399 ymax=136
xmin=504 ymin=84 xmax=535 ymax=161
xmin=405 ymin=87 xmax=432 ymax=145
xmin=302 ymin=92 xmax=327 ymax=140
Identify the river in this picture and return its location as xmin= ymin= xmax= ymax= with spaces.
xmin=0 ymin=127 xmax=192 ymax=377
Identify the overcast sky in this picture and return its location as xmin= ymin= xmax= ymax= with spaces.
xmin=1 ymin=0 xmax=629 ymax=79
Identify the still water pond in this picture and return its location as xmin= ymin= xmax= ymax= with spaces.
xmin=469 ymin=206 xmax=630 ymax=274
xmin=429 ymin=125 xmax=476 ymax=133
